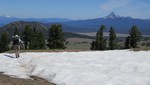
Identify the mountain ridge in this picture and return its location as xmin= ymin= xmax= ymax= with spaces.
xmin=0 ymin=12 xmax=150 ymax=34
xmin=61 ymin=12 xmax=150 ymax=34
xmin=0 ymin=21 xmax=94 ymax=39
xmin=0 ymin=15 xmax=72 ymax=26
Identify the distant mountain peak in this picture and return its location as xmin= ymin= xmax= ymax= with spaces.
xmin=0 ymin=15 xmax=11 ymax=18
xmin=103 ymin=12 xmax=121 ymax=19
xmin=108 ymin=12 xmax=116 ymax=16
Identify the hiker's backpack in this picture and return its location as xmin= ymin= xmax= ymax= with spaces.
xmin=13 ymin=38 xmax=20 ymax=45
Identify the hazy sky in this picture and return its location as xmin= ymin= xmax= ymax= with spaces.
xmin=0 ymin=0 xmax=149 ymax=19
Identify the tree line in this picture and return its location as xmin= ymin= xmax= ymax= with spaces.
xmin=91 ymin=25 xmax=141 ymax=50
xmin=0 ymin=24 xmax=66 ymax=52
xmin=0 ymin=24 xmax=142 ymax=53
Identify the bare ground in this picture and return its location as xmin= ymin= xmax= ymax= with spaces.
xmin=0 ymin=72 xmax=55 ymax=85
xmin=132 ymin=47 xmax=150 ymax=51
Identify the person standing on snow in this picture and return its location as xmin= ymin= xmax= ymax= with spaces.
xmin=12 ymin=35 xmax=23 ymax=58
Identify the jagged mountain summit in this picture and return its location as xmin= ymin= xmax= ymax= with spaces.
xmin=102 ymin=12 xmax=135 ymax=20
xmin=103 ymin=12 xmax=121 ymax=19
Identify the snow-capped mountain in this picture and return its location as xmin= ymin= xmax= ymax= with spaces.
xmin=102 ymin=12 xmax=135 ymax=20
xmin=62 ymin=12 xmax=150 ymax=34
xmin=103 ymin=12 xmax=121 ymax=19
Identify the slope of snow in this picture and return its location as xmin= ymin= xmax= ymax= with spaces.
xmin=0 ymin=50 xmax=150 ymax=85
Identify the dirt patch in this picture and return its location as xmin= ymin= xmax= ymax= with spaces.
xmin=0 ymin=72 xmax=55 ymax=85
xmin=132 ymin=47 xmax=150 ymax=51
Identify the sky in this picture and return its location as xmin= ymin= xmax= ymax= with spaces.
xmin=0 ymin=0 xmax=150 ymax=19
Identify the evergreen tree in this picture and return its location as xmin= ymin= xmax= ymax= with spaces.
xmin=91 ymin=25 xmax=107 ymax=50
xmin=29 ymin=29 xmax=46 ymax=49
xmin=47 ymin=24 xmax=66 ymax=49
xmin=129 ymin=26 xmax=141 ymax=48
xmin=0 ymin=32 xmax=10 ymax=52
xmin=109 ymin=27 xmax=117 ymax=50
xmin=22 ymin=25 xmax=33 ymax=49
xmin=29 ymin=28 xmax=38 ymax=49
xmin=14 ymin=28 xmax=20 ymax=36
xmin=23 ymin=27 xmax=46 ymax=50
xmin=101 ymin=39 xmax=107 ymax=50
xmin=124 ymin=36 xmax=131 ymax=49
xmin=124 ymin=26 xmax=141 ymax=49
xmin=91 ymin=41 xmax=96 ymax=50
xmin=37 ymin=31 xmax=46 ymax=49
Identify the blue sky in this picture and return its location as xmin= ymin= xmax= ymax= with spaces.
xmin=0 ymin=0 xmax=150 ymax=19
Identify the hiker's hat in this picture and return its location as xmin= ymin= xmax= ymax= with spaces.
xmin=13 ymin=35 xmax=20 ymax=38
xmin=15 ymin=35 xmax=19 ymax=37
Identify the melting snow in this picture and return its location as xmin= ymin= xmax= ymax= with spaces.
xmin=0 ymin=50 xmax=150 ymax=85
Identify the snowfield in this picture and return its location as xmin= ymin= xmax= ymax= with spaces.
xmin=0 ymin=50 xmax=150 ymax=85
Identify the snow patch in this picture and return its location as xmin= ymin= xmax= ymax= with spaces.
xmin=0 ymin=50 xmax=150 ymax=85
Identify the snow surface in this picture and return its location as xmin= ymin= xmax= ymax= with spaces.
xmin=0 ymin=50 xmax=150 ymax=85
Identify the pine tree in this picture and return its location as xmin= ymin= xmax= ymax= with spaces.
xmin=0 ymin=32 xmax=10 ymax=52
xmin=47 ymin=24 xmax=57 ymax=49
xmin=124 ymin=26 xmax=141 ymax=49
xmin=14 ymin=28 xmax=20 ymax=36
xmin=91 ymin=41 xmax=96 ymax=50
xmin=91 ymin=25 xmax=107 ymax=50
xmin=124 ymin=36 xmax=131 ymax=49
xmin=22 ymin=25 xmax=33 ymax=49
xmin=129 ymin=26 xmax=141 ymax=48
xmin=47 ymin=24 xmax=66 ymax=49
xmin=29 ymin=28 xmax=38 ymax=49
xmin=30 ymin=29 xmax=46 ymax=49
xmin=109 ymin=27 xmax=117 ymax=50
xmin=37 ymin=31 xmax=46 ymax=49
xmin=23 ymin=27 xmax=46 ymax=50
